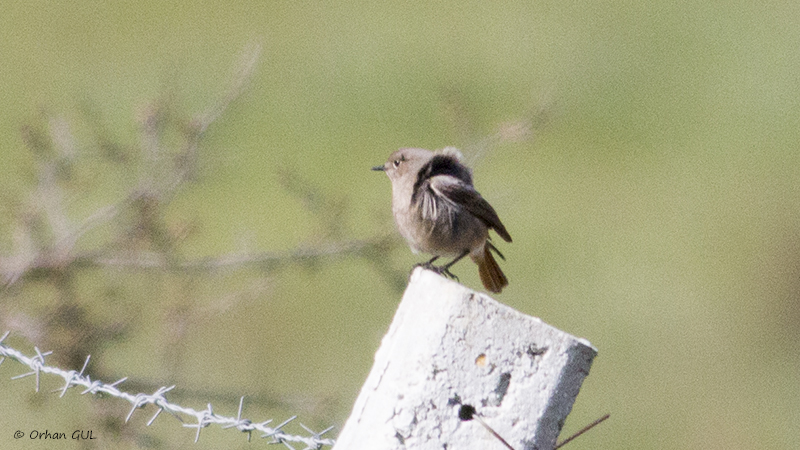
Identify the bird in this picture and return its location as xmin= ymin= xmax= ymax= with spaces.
xmin=373 ymin=147 xmax=511 ymax=293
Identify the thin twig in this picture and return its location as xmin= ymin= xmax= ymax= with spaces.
xmin=472 ymin=415 xmax=515 ymax=450
xmin=554 ymin=413 xmax=610 ymax=449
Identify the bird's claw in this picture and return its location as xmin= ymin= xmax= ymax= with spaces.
xmin=438 ymin=267 xmax=459 ymax=281
xmin=415 ymin=262 xmax=459 ymax=281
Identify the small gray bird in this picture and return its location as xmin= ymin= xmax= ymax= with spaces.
xmin=373 ymin=147 xmax=511 ymax=293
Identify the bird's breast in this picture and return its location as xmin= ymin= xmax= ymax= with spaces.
xmin=392 ymin=188 xmax=487 ymax=257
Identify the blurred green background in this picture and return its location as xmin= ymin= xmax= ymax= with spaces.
xmin=1 ymin=1 xmax=799 ymax=449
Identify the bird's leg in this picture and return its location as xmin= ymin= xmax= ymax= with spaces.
xmin=439 ymin=250 xmax=469 ymax=280
xmin=425 ymin=250 xmax=469 ymax=281
xmin=414 ymin=255 xmax=440 ymax=270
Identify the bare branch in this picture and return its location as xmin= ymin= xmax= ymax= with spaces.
xmin=196 ymin=41 xmax=263 ymax=135
xmin=73 ymin=237 xmax=390 ymax=272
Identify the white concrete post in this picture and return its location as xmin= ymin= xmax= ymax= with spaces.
xmin=333 ymin=268 xmax=597 ymax=450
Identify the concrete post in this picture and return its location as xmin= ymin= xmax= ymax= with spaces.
xmin=334 ymin=268 xmax=597 ymax=450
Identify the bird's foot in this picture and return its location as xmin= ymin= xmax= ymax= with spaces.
xmin=437 ymin=266 xmax=460 ymax=281
xmin=415 ymin=261 xmax=459 ymax=281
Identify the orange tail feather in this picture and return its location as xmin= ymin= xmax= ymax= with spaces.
xmin=472 ymin=243 xmax=508 ymax=293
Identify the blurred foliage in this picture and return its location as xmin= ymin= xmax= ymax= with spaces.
xmin=1 ymin=1 xmax=799 ymax=449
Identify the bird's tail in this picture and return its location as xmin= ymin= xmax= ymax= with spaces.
xmin=471 ymin=242 xmax=508 ymax=294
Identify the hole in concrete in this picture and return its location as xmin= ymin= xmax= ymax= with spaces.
xmin=458 ymin=404 xmax=476 ymax=421
xmin=493 ymin=372 xmax=512 ymax=405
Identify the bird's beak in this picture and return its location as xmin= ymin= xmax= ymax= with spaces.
xmin=371 ymin=165 xmax=386 ymax=171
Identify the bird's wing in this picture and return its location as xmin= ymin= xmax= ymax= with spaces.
xmin=429 ymin=176 xmax=512 ymax=242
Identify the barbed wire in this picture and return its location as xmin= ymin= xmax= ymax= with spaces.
xmin=0 ymin=332 xmax=335 ymax=449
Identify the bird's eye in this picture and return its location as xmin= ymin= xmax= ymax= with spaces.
xmin=393 ymin=159 xmax=402 ymax=168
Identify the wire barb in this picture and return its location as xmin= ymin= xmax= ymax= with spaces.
xmin=0 ymin=336 xmax=335 ymax=448
xmin=10 ymin=346 xmax=53 ymax=393
xmin=147 ymin=407 xmax=163 ymax=426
